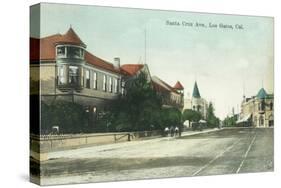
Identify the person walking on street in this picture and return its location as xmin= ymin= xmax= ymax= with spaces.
xmin=175 ymin=126 xmax=179 ymax=137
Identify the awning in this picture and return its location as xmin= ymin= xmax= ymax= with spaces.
xmin=236 ymin=114 xmax=252 ymax=124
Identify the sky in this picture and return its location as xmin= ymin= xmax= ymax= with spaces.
xmin=31 ymin=3 xmax=274 ymax=119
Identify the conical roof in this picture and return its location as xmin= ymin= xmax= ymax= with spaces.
xmin=57 ymin=27 xmax=86 ymax=47
xmin=173 ymin=81 xmax=184 ymax=90
xmin=192 ymin=81 xmax=201 ymax=98
xmin=256 ymin=88 xmax=267 ymax=99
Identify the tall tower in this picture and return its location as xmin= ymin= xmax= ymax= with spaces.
xmin=191 ymin=81 xmax=207 ymax=118
xmin=192 ymin=81 xmax=201 ymax=99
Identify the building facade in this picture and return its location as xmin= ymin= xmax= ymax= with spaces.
xmin=119 ymin=64 xmax=184 ymax=110
xmin=30 ymin=28 xmax=185 ymax=131
xmin=151 ymin=76 xmax=184 ymax=110
xmin=237 ymin=88 xmax=274 ymax=127
xmin=30 ymin=28 xmax=124 ymax=125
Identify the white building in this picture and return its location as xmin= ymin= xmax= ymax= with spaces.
xmin=183 ymin=81 xmax=208 ymax=119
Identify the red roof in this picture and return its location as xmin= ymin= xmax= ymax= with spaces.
xmin=30 ymin=28 xmax=121 ymax=73
xmin=173 ymin=81 xmax=184 ymax=90
xmin=57 ymin=28 xmax=86 ymax=47
xmin=39 ymin=34 xmax=62 ymax=60
xmin=152 ymin=76 xmax=184 ymax=94
xmin=38 ymin=28 xmax=86 ymax=61
xmin=120 ymin=64 xmax=144 ymax=76
xmin=84 ymin=51 xmax=119 ymax=73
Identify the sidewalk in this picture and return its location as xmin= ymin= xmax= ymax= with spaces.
xmin=46 ymin=128 xmax=223 ymax=160
xmin=181 ymin=128 xmax=222 ymax=137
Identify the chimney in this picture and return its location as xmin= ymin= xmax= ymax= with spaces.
xmin=113 ymin=57 xmax=120 ymax=69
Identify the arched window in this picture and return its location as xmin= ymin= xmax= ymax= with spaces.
xmin=197 ymin=105 xmax=201 ymax=111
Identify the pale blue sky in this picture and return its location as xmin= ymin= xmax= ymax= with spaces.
xmin=32 ymin=3 xmax=274 ymax=119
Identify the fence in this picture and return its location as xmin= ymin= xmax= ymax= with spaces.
xmin=30 ymin=130 xmax=163 ymax=155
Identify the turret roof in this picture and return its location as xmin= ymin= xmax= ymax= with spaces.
xmin=256 ymin=88 xmax=268 ymax=99
xmin=173 ymin=81 xmax=184 ymax=90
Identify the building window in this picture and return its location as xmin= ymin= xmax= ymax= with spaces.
xmin=103 ymin=75 xmax=107 ymax=91
xmin=57 ymin=46 xmax=66 ymax=58
xmin=197 ymin=105 xmax=201 ymax=111
xmin=121 ymin=80 xmax=125 ymax=95
xmin=56 ymin=45 xmax=85 ymax=59
xmin=114 ymin=78 xmax=118 ymax=93
xmin=85 ymin=69 xmax=90 ymax=89
xmin=69 ymin=66 xmax=79 ymax=85
xmin=108 ymin=77 xmax=113 ymax=93
xmin=58 ymin=66 xmax=66 ymax=84
xmin=270 ymin=102 xmax=273 ymax=110
xmin=259 ymin=100 xmax=265 ymax=111
xmin=67 ymin=46 xmax=84 ymax=59
xmin=93 ymin=72 xmax=97 ymax=89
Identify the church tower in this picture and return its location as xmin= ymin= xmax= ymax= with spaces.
xmin=191 ymin=81 xmax=207 ymax=118
xmin=192 ymin=81 xmax=201 ymax=98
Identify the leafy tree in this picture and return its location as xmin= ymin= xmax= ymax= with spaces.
xmin=206 ymin=102 xmax=220 ymax=128
xmin=223 ymin=114 xmax=238 ymax=127
xmin=182 ymin=109 xmax=202 ymax=126
xmin=40 ymin=101 xmax=88 ymax=134
xmin=110 ymin=71 xmax=163 ymax=131
xmin=161 ymin=107 xmax=182 ymax=128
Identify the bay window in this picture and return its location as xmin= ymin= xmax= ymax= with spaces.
xmin=69 ymin=66 xmax=79 ymax=85
xmin=57 ymin=46 xmax=66 ymax=58
xmin=56 ymin=45 xmax=84 ymax=59
xmin=68 ymin=46 xmax=84 ymax=59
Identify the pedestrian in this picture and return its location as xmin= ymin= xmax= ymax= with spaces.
xmin=170 ymin=126 xmax=174 ymax=137
xmin=164 ymin=127 xmax=169 ymax=137
xmin=175 ymin=126 xmax=179 ymax=137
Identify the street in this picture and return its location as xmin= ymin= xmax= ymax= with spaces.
xmin=38 ymin=128 xmax=274 ymax=185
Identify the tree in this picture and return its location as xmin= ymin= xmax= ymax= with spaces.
xmin=110 ymin=71 xmax=163 ymax=131
xmin=40 ymin=101 xmax=88 ymax=134
xmin=206 ymin=102 xmax=220 ymax=128
xmin=161 ymin=107 xmax=182 ymax=128
xmin=182 ymin=109 xmax=202 ymax=126
xmin=223 ymin=114 xmax=238 ymax=127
